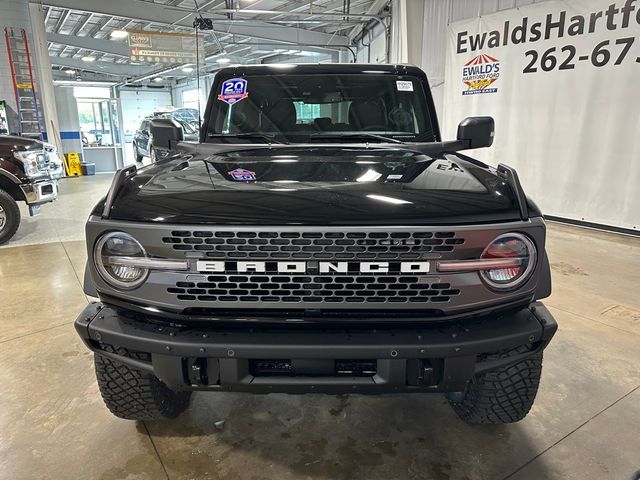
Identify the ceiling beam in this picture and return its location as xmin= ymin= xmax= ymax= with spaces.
xmin=37 ymin=0 xmax=349 ymax=46
xmin=72 ymin=12 xmax=93 ymax=35
xmin=347 ymin=0 xmax=389 ymax=39
xmin=49 ymin=56 xmax=154 ymax=77
xmin=54 ymin=9 xmax=71 ymax=32
xmin=47 ymin=32 xmax=130 ymax=57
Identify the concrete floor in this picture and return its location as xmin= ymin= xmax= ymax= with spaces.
xmin=0 ymin=176 xmax=639 ymax=480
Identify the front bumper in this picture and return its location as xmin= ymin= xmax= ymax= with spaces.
xmin=20 ymin=180 xmax=58 ymax=206
xmin=75 ymin=302 xmax=557 ymax=394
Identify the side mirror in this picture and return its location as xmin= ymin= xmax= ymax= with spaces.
xmin=150 ymin=118 xmax=184 ymax=150
xmin=457 ymin=116 xmax=494 ymax=149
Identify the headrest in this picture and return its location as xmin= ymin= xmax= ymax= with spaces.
xmin=348 ymin=99 xmax=386 ymax=129
xmin=229 ymin=100 xmax=260 ymax=133
xmin=265 ymin=99 xmax=296 ymax=132
xmin=313 ymin=117 xmax=333 ymax=130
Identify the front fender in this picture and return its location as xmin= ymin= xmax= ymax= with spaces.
xmin=535 ymin=250 xmax=552 ymax=300
xmin=83 ymin=261 xmax=99 ymax=297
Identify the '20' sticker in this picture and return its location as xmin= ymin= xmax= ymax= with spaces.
xmin=218 ymin=78 xmax=248 ymax=105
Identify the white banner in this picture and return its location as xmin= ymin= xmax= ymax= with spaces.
xmin=443 ymin=0 xmax=640 ymax=231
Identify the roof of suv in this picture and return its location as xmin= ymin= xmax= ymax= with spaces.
xmin=216 ymin=63 xmax=424 ymax=77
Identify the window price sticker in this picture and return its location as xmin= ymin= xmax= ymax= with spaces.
xmin=396 ymin=81 xmax=414 ymax=91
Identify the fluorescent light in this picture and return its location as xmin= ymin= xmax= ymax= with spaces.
xmin=53 ymin=80 xmax=117 ymax=86
xmin=216 ymin=58 xmax=231 ymax=64
xmin=81 ymin=56 xmax=96 ymax=62
xmin=356 ymin=169 xmax=382 ymax=183
xmin=64 ymin=69 xmax=76 ymax=74
xmin=366 ymin=194 xmax=412 ymax=205
xmin=181 ymin=66 xmax=194 ymax=73
xmin=268 ymin=64 xmax=296 ymax=69
xmin=110 ymin=30 xmax=128 ymax=39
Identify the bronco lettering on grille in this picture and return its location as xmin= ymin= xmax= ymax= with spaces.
xmin=195 ymin=261 xmax=430 ymax=274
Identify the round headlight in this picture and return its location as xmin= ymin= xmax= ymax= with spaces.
xmin=94 ymin=232 xmax=148 ymax=290
xmin=480 ymin=233 xmax=536 ymax=290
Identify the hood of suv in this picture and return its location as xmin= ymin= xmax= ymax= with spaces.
xmin=108 ymin=146 xmax=522 ymax=225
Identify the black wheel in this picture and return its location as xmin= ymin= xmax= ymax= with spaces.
xmin=0 ymin=189 xmax=21 ymax=246
xmin=94 ymin=345 xmax=191 ymax=421
xmin=133 ymin=142 xmax=143 ymax=163
xmin=447 ymin=345 xmax=543 ymax=424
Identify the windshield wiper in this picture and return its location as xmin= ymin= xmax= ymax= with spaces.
xmin=309 ymin=132 xmax=403 ymax=144
xmin=207 ymin=133 xmax=287 ymax=144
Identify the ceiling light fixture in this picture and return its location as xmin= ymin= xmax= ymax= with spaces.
xmin=110 ymin=30 xmax=128 ymax=39
xmin=181 ymin=66 xmax=194 ymax=73
xmin=64 ymin=69 xmax=76 ymax=75
xmin=81 ymin=56 xmax=96 ymax=62
xmin=152 ymin=77 xmax=163 ymax=83
xmin=216 ymin=58 xmax=231 ymax=64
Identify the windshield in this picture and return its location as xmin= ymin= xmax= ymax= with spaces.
xmin=206 ymin=74 xmax=436 ymax=144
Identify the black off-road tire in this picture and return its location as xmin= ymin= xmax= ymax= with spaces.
xmin=94 ymin=346 xmax=191 ymax=421
xmin=0 ymin=189 xmax=21 ymax=246
xmin=133 ymin=142 xmax=143 ymax=163
xmin=447 ymin=345 xmax=543 ymax=424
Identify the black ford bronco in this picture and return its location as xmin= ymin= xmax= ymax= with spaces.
xmin=0 ymin=135 xmax=63 ymax=245
xmin=75 ymin=64 xmax=557 ymax=424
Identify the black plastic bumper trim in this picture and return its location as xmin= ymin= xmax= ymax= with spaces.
xmin=75 ymin=302 xmax=557 ymax=393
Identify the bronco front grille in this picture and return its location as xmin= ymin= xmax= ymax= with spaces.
xmin=166 ymin=274 xmax=461 ymax=305
xmin=162 ymin=230 xmax=465 ymax=260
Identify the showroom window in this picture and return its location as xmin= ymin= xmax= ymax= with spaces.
xmin=293 ymin=101 xmax=321 ymax=124
xmin=182 ymin=88 xmax=206 ymax=112
xmin=74 ymin=87 xmax=121 ymax=148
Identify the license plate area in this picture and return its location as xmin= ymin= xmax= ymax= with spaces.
xmin=249 ymin=359 xmax=377 ymax=377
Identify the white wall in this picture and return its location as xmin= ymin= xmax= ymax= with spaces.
xmin=421 ymin=0 xmax=545 ymax=119
xmin=355 ymin=22 xmax=387 ymax=63
xmin=0 ymin=0 xmax=32 ymax=115
xmin=53 ymin=85 xmax=82 ymax=155
xmin=173 ymin=76 xmax=211 ymax=116
xmin=119 ymin=88 xmax=172 ymax=134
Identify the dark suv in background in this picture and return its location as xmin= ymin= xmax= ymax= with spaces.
xmin=133 ymin=115 xmax=198 ymax=164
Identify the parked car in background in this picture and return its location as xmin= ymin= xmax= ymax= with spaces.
xmin=0 ymin=135 xmax=63 ymax=245
xmin=132 ymin=116 xmax=198 ymax=163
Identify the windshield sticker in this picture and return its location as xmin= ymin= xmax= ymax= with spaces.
xmin=218 ymin=78 xmax=248 ymax=105
xmin=228 ymin=168 xmax=256 ymax=181
xmin=396 ymin=81 xmax=413 ymax=92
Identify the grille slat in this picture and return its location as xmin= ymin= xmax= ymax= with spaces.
xmin=162 ymin=230 xmax=464 ymax=260
xmin=167 ymin=275 xmax=461 ymax=305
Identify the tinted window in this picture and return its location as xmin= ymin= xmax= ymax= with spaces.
xmin=206 ymin=74 xmax=436 ymax=143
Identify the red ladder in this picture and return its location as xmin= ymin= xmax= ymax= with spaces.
xmin=4 ymin=27 xmax=43 ymax=140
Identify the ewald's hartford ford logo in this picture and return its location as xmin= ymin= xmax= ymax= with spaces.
xmin=462 ymin=54 xmax=500 ymax=95
xmin=196 ymin=261 xmax=430 ymax=274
